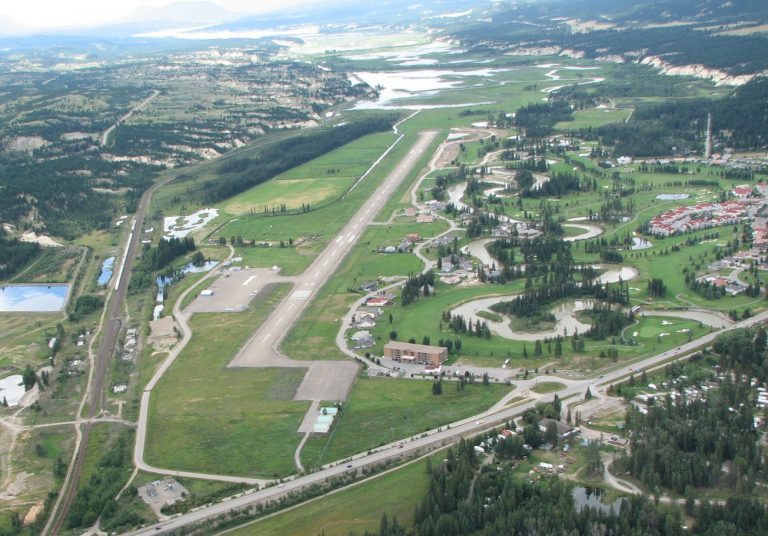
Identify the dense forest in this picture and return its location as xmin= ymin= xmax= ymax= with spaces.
xmin=0 ymin=152 xmax=147 ymax=239
xmin=65 ymin=431 xmax=139 ymax=532
xmin=616 ymin=379 xmax=764 ymax=495
xmin=360 ymin=439 xmax=768 ymax=536
xmin=609 ymin=328 xmax=767 ymax=501
xmin=194 ymin=118 xmax=395 ymax=205
xmin=577 ymin=77 xmax=768 ymax=156
xmin=514 ymin=101 xmax=573 ymax=138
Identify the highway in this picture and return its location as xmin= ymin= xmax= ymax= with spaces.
xmin=128 ymin=285 xmax=768 ymax=535
xmin=100 ymin=90 xmax=160 ymax=147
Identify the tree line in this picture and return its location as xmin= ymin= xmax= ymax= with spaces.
xmin=359 ymin=437 xmax=767 ymax=536
xmin=0 ymin=231 xmax=40 ymax=279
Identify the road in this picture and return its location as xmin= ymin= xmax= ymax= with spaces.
xmin=100 ymin=90 xmax=160 ymax=147
xmin=128 ymin=290 xmax=768 ymax=535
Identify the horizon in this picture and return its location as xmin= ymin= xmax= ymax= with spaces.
xmin=0 ymin=0 xmax=327 ymax=32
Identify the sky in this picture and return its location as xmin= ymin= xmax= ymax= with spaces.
xmin=0 ymin=0 xmax=321 ymax=30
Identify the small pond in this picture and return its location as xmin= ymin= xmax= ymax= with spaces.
xmin=572 ymin=486 xmax=625 ymax=514
xmin=0 ymin=284 xmax=70 ymax=312
xmin=656 ymin=193 xmax=690 ymax=201
xmin=153 ymin=261 xmax=219 ymax=320
xmin=631 ymin=237 xmax=653 ymax=250
xmin=97 ymin=256 xmax=116 ymax=286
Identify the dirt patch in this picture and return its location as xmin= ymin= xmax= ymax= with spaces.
xmin=23 ymin=502 xmax=43 ymax=525
xmin=0 ymin=471 xmax=29 ymax=499
xmin=436 ymin=142 xmax=460 ymax=168
xmin=4 ymin=136 xmax=48 ymax=152
xmin=149 ymin=316 xmax=178 ymax=350
xmin=19 ymin=231 xmax=63 ymax=248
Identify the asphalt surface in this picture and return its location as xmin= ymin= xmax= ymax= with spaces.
xmin=227 ymin=130 xmax=439 ymax=402
xmin=128 ymin=306 xmax=768 ymax=535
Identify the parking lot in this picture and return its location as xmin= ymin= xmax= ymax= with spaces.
xmin=187 ymin=268 xmax=291 ymax=313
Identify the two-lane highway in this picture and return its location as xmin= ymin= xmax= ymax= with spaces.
xmin=129 ymin=306 xmax=768 ymax=535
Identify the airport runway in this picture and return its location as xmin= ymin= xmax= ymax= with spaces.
xmin=227 ymin=130 xmax=439 ymax=402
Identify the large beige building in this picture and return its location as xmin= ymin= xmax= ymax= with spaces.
xmin=383 ymin=341 xmax=448 ymax=365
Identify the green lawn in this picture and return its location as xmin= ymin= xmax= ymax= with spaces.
xmin=531 ymin=381 xmax=566 ymax=394
xmin=555 ymin=107 xmax=633 ymax=130
xmin=221 ymin=132 xmax=397 ymax=215
xmin=226 ymin=456 xmax=432 ymax=536
xmin=145 ymin=284 xmax=312 ymax=478
xmin=300 ymin=377 xmax=511 ymax=468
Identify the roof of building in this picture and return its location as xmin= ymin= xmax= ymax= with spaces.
xmin=384 ymin=341 xmax=448 ymax=353
xmin=539 ymin=418 xmax=572 ymax=436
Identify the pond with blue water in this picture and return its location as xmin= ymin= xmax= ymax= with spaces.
xmin=97 ymin=256 xmax=116 ymax=286
xmin=0 ymin=284 xmax=70 ymax=312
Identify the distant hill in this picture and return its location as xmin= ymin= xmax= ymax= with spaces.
xmin=452 ymin=0 xmax=768 ymax=78
xmin=203 ymin=0 xmax=485 ymax=31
